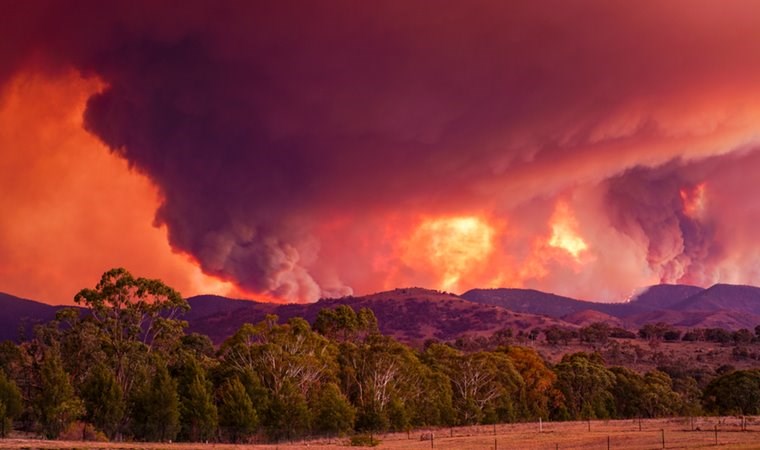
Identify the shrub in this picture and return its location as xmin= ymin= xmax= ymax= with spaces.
xmin=58 ymin=421 xmax=109 ymax=442
xmin=350 ymin=433 xmax=380 ymax=446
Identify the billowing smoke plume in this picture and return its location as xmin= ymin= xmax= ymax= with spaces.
xmin=5 ymin=1 xmax=760 ymax=301
xmin=606 ymin=163 xmax=719 ymax=285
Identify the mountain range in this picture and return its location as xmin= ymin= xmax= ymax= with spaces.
xmin=3 ymin=283 xmax=760 ymax=345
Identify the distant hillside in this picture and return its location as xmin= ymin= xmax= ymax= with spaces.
xmin=630 ymin=284 xmax=705 ymax=310
xmin=671 ymin=284 xmax=760 ymax=315
xmin=561 ymin=309 xmax=624 ymax=327
xmin=461 ymin=288 xmax=643 ymax=317
xmin=463 ymin=284 xmax=760 ymax=330
xmin=186 ymin=288 xmax=571 ymax=345
xmin=0 ymin=292 xmax=63 ymax=341
xmin=6 ymin=282 xmax=760 ymax=346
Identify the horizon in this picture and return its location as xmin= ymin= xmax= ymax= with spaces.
xmin=0 ymin=278 xmax=744 ymax=307
xmin=4 ymin=2 xmax=760 ymax=304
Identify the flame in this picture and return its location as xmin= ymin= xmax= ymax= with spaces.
xmin=547 ymin=201 xmax=588 ymax=260
xmin=404 ymin=216 xmax=495 ymax=292
xmin=680 ymin=182 xmax=707 ymax=218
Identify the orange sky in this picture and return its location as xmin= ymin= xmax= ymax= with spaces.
xmin=0 ymin=71 xmax=239 ymax=304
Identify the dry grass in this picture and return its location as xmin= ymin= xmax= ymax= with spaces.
xmin=4 ymin=417 xmax=760 ymax=449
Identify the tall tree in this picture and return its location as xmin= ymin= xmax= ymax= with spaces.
xmin=74 ymin=268 xmax=189 ymax=399
xmin=220 ymin=316 xmax=336 ymax=400
xmin=504 ymin=346 xmax=558 ymax=420
xmin=218 ymin=377 xmax=258 ymax=442
xmin=80 ymin=364 xmax=125 ymax=439
xmin=703 ymin=369 xmax=760 ymax=415
xmin=341 ymin=335 xmax=426 ymax=431
xmin=641 ymin=370 xmax=681 ymax=418
xmin=176 ymin=358 xmax=217 ymax=442
xmin=553 ymin=352 xmax=614 ymax=420
xmin=609 ymin=367 xmax=646 ymax=419
xmin=0 ymin=370 xmax=22 ymax=437
xmin=423 ymin=343 xmax=523 ymax=425
xmin=310 ymin=382 xmax=355 ymax=435
xmin=131 ymin=363 xmax=180 ymax=442
xmin=264 ymin=379 xmax=310 ymax=440
xmin=35 ymin=348 xmax=84 ymax=438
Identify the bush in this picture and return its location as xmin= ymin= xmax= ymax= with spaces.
xmin=58 ymin=421 xmax=109 ymax=442
xmin=350 ymin=433 xmax=380 ymax=447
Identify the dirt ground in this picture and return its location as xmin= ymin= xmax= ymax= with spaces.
xmin=3 ymin=416 xmax=760 ymax=449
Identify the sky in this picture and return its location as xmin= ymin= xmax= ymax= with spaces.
xmin=3 ymin=1 xmax=760 ymax=304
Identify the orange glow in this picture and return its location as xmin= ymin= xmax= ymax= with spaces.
xmin=0 ymin=71 xmax=245 ymax=304
xmin=680 ymin=183 xmax=707 ymax=218
xmin=547 ymin=201 xmax=588 ymax=261
xmin=404 ymin=216 xmax=495 ymax=292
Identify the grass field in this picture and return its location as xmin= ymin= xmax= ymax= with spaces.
xmin=3 ymin=416 xmax=760 ymax=449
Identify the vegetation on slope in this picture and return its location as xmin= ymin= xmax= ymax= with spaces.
xmin=0 ymin=268 xmax=759 ymax=444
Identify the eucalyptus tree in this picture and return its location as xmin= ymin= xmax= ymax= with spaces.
xmin=219 ymin=315 xmax=337 ymax=438
xmin=422 ymin=343 xmax=524 ymax=425
xmin=553 ymin=352 xmax=614 ymax=420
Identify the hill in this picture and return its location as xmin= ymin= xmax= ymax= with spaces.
xmin=5 ymin=282 xmax=760 ymax=346
xmin=463 ymin=284 xmax=760 ymax=330
xmin=0 ymin=292 xmax=63 ymax=341
xmin=630 ymin=284 xmax=705 ymax=310
xmin=186 ymin=288 xmax=571 ymax=345
xmin=460 ymin=287 xmax=650 ymax=318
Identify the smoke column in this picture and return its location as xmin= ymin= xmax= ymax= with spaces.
xmin=3 ymin=1 xmax=760 ymax=302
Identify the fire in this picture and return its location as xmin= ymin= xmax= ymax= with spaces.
xmin=547 ymin=201 xmax=588 ymax=260
xmin=680 ymin=182 xmax=707 ymax=218
xmin=405 ymin=216 xmax=495 ymax=292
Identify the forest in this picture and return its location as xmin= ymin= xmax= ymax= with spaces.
xmin=0 ymin=268 xmax=757 ymax=444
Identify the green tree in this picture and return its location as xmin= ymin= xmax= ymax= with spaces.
xmin=314 ymin=305 xmax=359 ymax=341
xmin=81 ymin=364 xmax=125 ymax=439
xmin=0 ymin=370 xmax=22 ymax=437
xmin=36 ymin=348 xmax=84 ymax=438
xmin=579 ymin=322 xmax=610 ymax=347
xmin=553 ymin=352 xmax=613 ymax=420
xmin=422 ymin=343 xmax=523 ymax=425
xmin=176 ymin=358 xmax=217 ymax=442
xmin=74 ymin=268 xmax=189 ymax=399
xmin=265 ymin=379 xmax=310 ymax=440
xmin=220 ymin=316 xmax=336 ymax=400
xmin=310 ymin=382 xmax=354 ymax=435
xmin=703 ymin=369 xmax=760 ymax=415
xmin=341 ymin=335 xmax=427 ymax=431
xmin=672 ymin=375 xmax=703 ymax=416
xmin=218 ymin=377 xmax=258 ymax=442
xmin=609 ymin=367 xmax=646 ymax=418
xmin=131 ymin=363 xmax=180 ymax=442
xmin=641 ymin=370 xmax=681 ymax=418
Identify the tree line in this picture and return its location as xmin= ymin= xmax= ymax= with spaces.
xmin=0 ymin=268 xmax=757 ymax=443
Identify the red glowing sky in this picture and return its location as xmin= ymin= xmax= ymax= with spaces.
xmin=3 ymin=2 xmax=760 ymax=304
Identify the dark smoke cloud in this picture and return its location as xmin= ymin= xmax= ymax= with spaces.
xmin=5 ymin=1 xmax=760 ymax=300
xmin=605 ymin=163 xmax=720 ymax=285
